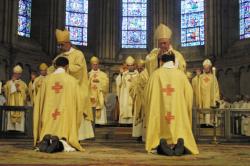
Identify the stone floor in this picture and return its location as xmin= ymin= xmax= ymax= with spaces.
xmin=0 ymin=139 xmax=250 ymax=166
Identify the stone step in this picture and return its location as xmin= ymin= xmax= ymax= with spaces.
xmin=94 ymin=126 xmax=136 ymax=140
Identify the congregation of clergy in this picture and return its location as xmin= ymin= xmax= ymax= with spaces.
xmin=1 ymin=23 xmax=250 ymax=156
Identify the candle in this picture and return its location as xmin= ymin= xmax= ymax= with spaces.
xmin=212 ymin=67 xmax=216 ymax=107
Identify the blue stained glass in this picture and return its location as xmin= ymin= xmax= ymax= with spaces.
xmin=239 ymin=0 xmax=250 ymax=39
xmin=66 ymin=0 xmax=88 ymax=46
xmin=181 ymin=0 xmax=205 ymax=47
xmin=122 ymin=0 xmax=147 ymax=48
xmin=17 ymin=0 xmax=32 ymax=37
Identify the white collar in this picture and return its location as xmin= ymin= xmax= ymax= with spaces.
xmin=125 ymin=70 xmax=138 ymax=74
xmin=162 ymin=61 xmax=176 ymax=69
xmin=64 ymin=47 xmax=74 ymax=55
xmin=54 ymin=67 xmax=65 ymax=74
xmin=91 ymin=69 xmax=100 ymax=73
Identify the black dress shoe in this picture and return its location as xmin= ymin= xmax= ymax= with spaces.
xmin=39 ymin=134 xmax=51 ymax=152
xmin=156 ymin=144 xmax=164 ymax=155
xmin=158 ymin=139 xmax=174 ymax=156
xmin=46 ymin=136 xmax=62 ymax=153
xmin=174 ymin=138 xmax=185 ymax=156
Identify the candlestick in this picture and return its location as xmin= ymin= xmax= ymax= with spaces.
xmin=212 ymin=67 xmax=216 ymax=107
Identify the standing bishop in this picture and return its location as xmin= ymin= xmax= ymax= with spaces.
xmin=116 ymin=56 xmax=138 ymax=124
xmin=53 ymin=29 xmax=94 ymax=140
xmin=89 ymin=56 xmax=109 ymax=125
xmin=146 ymin=24 xmax=186 ymax=76
xmin=4 ymin=65 xmax=28 ymax=132
xmin=129 ymin=59 xmax=149 ymax=139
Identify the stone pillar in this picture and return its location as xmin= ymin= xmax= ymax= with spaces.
xmin=150 ymin=0 xmax=176 ymax=49
xmin=92 ymin=0 xmax=119 ymax=61
xmin=205 ymin=0 xmax=222 ymax=58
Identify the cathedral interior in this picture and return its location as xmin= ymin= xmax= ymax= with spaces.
xmin=0 ymin=0 xmax=250 ymax=165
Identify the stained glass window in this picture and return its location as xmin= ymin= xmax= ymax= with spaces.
xmin=121 ymin=0 xmax=148 ymax=48
xmin=181 ymin=0 xmax=205 ymax=47
xmin=240 ymin=0 xmax=250 ymax=39
xmin=18 ymin=0 xmax=32 ymax=37
xmin=65 ymin=0 xmax=88 ymax=46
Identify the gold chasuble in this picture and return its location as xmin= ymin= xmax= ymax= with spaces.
xmin=28 ymin=80 xmax=35 ymax=105
xmin=116 ymin=70 xmax=138 ymax=124
xmin=33 ymin=70 xmax=84 ymax=151
xmin=33 ymin=75 xmax=46 ymax=97
xmin=4 ymin=65 xmax=27 ymax=132
xmin=129 ymin=68 xmax=149 ymax=137
xmin=51 ymin=29 xmax=93 ymax=140
xmin=145 ymin=67 xmax=198 ymax=154
xmin=192 ymin=75 xmax=201 ymax=108
xmin=51 ymin=49 xmax=94 ymax=139
xmin=199 ymin=73 xmax=220 ymax=109
xmin=89 ymin=69 xmax=109 ymax=124
xmin=4 ymin=79 xmax=27 ymax=131
xmin=53 ymin=47 xmax=92 ymax=120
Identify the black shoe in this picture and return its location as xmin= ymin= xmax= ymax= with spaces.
xmin=46 ymin=136 xmax=62 ymax=153
xmin=39 ymin=134 xmax=51 ymax=152
xmin=174 ymin=138 xmax=185 ymax=156
xmin=157 ymin=145 xmax=164 ymax=155
xmin=159 ymin=139 xmax=174 ymax=156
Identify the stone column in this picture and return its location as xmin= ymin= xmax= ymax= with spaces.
xmin=205 ymin=0 xmax=222 ymax=58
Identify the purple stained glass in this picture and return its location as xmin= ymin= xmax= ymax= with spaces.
xmin=181 ymin=0 xmax=205 ymax=47
xmin=66 ymin=0 xmax=88 ymax=46
xmin=239 ymin=0 xmax=250 ymax=39
xmin=18 ymin=0 xmax=32 ymax=37
xmin=122 ymin=0 xmax=147 ymax=48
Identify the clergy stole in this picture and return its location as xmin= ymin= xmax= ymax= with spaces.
xmin=116 ymin=70 xmax=138 ymax=124
xmin=89 ymin=69 xmax=109 ymax=119
xmin=4 ymin=79 xmax=27 ymax=123
xmin=129 ymin=69 xmax=149 ymax=137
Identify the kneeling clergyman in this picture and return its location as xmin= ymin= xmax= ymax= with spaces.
xmin=145 ymin=53 xmax=199 ymax=156
xmin=33 ymin=57 xmax=84 ymax=152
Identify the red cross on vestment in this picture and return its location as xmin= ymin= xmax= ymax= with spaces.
xmin=203 ymin=77 xmax=210 ymax=83
xmin=52 ymin=109 xmax=60 ymax=120
xmin=165 ymin=112 xmax=175 ymax=124
xmin=52 ymin=82 xmax=63 ymax=93
xmin=162 ymin=84 xmax=175 ymax=96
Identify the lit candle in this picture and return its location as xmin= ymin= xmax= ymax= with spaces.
xmin=212 ymin=67 xmax=216 ymax=107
